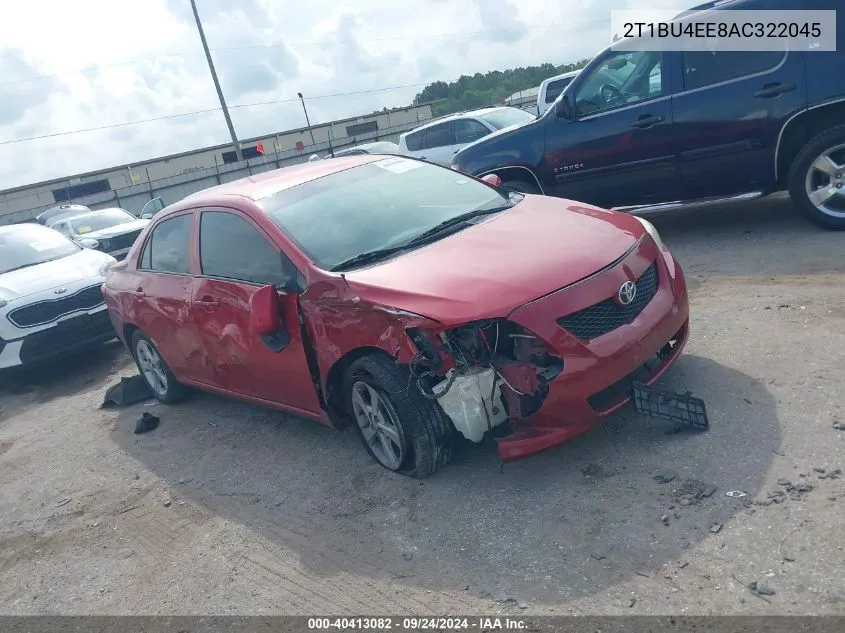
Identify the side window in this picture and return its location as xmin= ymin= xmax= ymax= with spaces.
xmin=139 ymin=214 xmax=191 ymax=274
xmin=404 ymin=131 xmax=424 ymax=152
xmin=682 ymin=50 xmax=784 ymax=91
xmin=573 ymin=50 xmax=663 ymax=117
xmin=545 ymin=77 xmax=573 ymax=104
xmin=200 ymin=211 xmax=293 ymax=287
xmin=422 ymin=123 xmax=454 ymax=149
xmin=453 ymin=119 xmax=490 ymax=144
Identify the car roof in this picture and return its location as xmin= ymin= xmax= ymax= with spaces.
xmin=178 ymin=154 xmax=384 ymax=206
xmin=401 ymin=107 xmax=516 ymax=136
xmin=0 ymin=222 xmax=55 ymax=235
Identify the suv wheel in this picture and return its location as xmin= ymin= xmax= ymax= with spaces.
xmin=500 ymin=179 xmax=541 ymax=195
xmin=345 ymin=353 xmax=454 ymax=478
xmin=788 ymin=124 xmax=845 ymax=230
xmin=131 ymin=330 xmax=186 ymax=404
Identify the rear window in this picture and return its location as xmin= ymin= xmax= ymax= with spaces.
xmin=404 ymin=131 xmax=424 ymax=151
xmin=422 ymin=123 xmax=454 ymax=149
xmin=545 ymin=77 xmax=575 ymax=103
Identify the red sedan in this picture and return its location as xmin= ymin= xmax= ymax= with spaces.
xmin=102 ymin=155 xmax=689 ymax=477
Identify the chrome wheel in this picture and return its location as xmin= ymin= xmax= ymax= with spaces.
xmin=350 ymin=381 xmax=405 ymax=470
xmin=136 ymin=339 xmax=169 ymax=397
xmin=804 ymin=143 xmax=845 ymax=218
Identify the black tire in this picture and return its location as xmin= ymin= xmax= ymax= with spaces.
xmin=130 ymin=330 xmax=186 ymax=404
xmin=345 ymin=353 xmax=455 ymax=478
xmin=500 ymin=179 xmax=542 ymax=195
xmin=788 ymin=124 xmax=845 ymax=230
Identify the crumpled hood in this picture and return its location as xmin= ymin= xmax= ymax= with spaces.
xmin=0 ymin=248 xmax=114 ymax=303
xmin=83 ymin=219 xmax=149 ymax=240
xmin=343 ymin=195 xmax=647 ymax=326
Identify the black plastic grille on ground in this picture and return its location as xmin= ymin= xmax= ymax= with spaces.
xmin=632 ymin=382 xmax=709 ymax=430
xmin=8 ymin=285 xmax=105 ymax=328
xmin=557 ymin=262 xmax=659 ymax=341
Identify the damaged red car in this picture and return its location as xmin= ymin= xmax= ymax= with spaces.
xmin=102 ymin=155 xmax=690 ymax=477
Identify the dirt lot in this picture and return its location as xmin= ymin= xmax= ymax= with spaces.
xmin=1 ymin=194 xmax=844 ymax=615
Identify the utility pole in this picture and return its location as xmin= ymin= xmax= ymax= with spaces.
xmin=298 ymin=92 xmax=316 ymax=145
xmin=189 ymin=0 xmax=243 ymax=161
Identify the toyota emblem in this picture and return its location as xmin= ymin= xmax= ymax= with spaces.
xmin=617 ymin=280 xmax=637 ymax=306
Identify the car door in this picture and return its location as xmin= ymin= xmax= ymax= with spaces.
xmin=453 ymin=118 xmax=494 ymax=156
xmin=131 ymin=211 xmax=210 ymax=384
xmin=670 ymin=45 xmax=807 ymax=199
xmin=191 ymin=208 xmax=323 ymax=416
xmin=543 ymin=49 xmax=680 ymax=208
xmin=419 ymin=122 xmax=456 ymax=165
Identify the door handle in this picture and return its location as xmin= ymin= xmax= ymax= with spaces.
xmin=195 ymin=297 xmax=219 ymax=308
xmin=754 ymin=82 xmax=796 ymax=98
xmin=631 ymin=114 xmax=665 ymax=129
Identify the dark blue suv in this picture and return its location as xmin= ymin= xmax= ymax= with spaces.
xmin=451 ymin=0 xmax=845 ymax=229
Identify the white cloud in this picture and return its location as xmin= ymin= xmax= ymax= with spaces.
xmin=0 ymin=0 xmax=693 ymax=190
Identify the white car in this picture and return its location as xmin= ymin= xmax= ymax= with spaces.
xmin=47 ymin=207 xmax=149 ymax=261
xmin=537 ymin=70 xmax=580 ymax=116
xmin=0 ymin=223 xmax=117 ymax=370
xmin=397 ymin=107 xmax=536 ymax=166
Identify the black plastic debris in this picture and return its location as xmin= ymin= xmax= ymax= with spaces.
xmin=134 ymin=412 xmax=160 ymax=434
xmin=101 ymin=375 xmax=152 ymax=409
xmin=632 ymin=382 xmax=709 ymax=430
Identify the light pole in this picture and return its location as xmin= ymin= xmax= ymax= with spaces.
xmin=298 ymin=92 xmax=316 ymax=145
xmin=189 ymin=0 xmax=243 ymax=161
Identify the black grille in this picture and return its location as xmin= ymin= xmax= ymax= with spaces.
xmin=8 ymin=285 xmax=105 ymax=328
xmin=19 ymin=310 xmax=114 ymax=364
xmin=101 ymin=229 xmax=143 ymax=253
xmin=557 ymin=263 xmax=659 ymax=341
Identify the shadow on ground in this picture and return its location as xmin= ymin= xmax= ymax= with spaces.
xmin=110 ymin=354 xmax=779 ymax=604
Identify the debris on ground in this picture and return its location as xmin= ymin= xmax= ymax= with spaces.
xmin=55 ymin=498 xmax=71 ymax=507
xmin=710 ymin=522 xmax=722 ymax=533
xmin=777 ymin=478 xmax=791 ymax=486
xmin=134 ymin=412 xmax=160 ymax=434
xmin=162 ymin=499 xmax=171 ymax=507
xmin=101 ymin=375 xmax=153 ymax=408
xmin=653 ymin=469 xmax=677 ymax=484
xmin=582 ymin=463 xmax=615 ymax=478
xmin=748 ymin=581 xmax=776 ymax=596
xmin=627 ymin=597 xmax=637 ymax=608
xmin=661 ymin=515 xmax=670 ymax=526
xmin=671 ymin=479 xmax=718 ymax=505
xmin=726 ymin=491 xmax=747 ymax=498
xmin=402 ymin=551 xmax=414 ymax=561
xmin=833 ymin=421 xmax=845 ymax=431
xmin=590 ymin=552 xmax=606 ymax=561
xmin=818 ymin=469 xmax=842 ymax=480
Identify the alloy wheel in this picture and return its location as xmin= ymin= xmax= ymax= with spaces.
xmin=136 ymin=339 xmax=169 ymax=397
xmin=350 ymin=381 xmax=405 ymax=470
xmin=805 ymin=143 xmax=845 ymax=218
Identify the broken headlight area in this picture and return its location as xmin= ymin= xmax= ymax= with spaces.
xmin=406 ymin=320 xmax=563 ymax=442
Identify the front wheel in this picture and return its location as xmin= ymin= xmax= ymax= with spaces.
xmin=131 ymin=330 xmax=186 ymax=404
xmin=788 ymin=124 xmax=845 ymax=230
xmin=500 ymin=179 xmax=541 ymax=195
xmin=345 ymin=354 xmax=454 ymax=478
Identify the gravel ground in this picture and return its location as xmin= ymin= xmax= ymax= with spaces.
xmin=0 ymin=194 xmax=843 ymax=615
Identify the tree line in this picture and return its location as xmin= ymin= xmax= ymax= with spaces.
xmin=409 ymin=59 xmax=591 ymax=116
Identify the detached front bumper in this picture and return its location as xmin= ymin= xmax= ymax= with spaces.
xmin=496 ymin=237 xmax=690 ymax=461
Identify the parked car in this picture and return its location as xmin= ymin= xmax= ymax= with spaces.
xmin=35 ymin=203 xmax=91 ymax=226
xmin=47 ymin=208 xmax=150 ymax=260
xmin=324 ymin=141 xmax=401 ymax=159
xmin=398 ymin=107 xmax=537 ymax=166
xmin=102 ymin=155 xmax=690 ymax=477
xmin=0 ymin=223 xmax=117 ymax=370
xmin=139 ymin=197 xmax=166 ymax=220
xmin=537 ymin=70 xmax=580 ymax=116
xmin=451 ymin=0 xmax=845 ymax=230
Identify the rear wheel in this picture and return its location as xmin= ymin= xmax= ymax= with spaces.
xmin=131 ymin=330 xmax=186 ymax=404
xmin=500 ymin=179 xmax=541 ymax=195
xmin=345 ymin=353 xmax=454 ymax=478
xmin=788 ymin=124 xmax=845 ymax=230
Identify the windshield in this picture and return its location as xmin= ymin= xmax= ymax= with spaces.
xmin=0 ymin=225 xmax=80 ymax=274
xmin=259 ymin=157 xmax=515 ymax=270
xmin=477 ymin=108 xmax=536 ymax=130
xmin=70 ymin=209 xmax=136 ymax=234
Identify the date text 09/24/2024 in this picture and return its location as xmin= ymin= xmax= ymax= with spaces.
xmin=308 ymin=618 xmax=528 ymax=630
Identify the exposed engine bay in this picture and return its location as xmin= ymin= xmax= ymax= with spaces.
xmin=406 ymin=320 xmax=564 ymax=442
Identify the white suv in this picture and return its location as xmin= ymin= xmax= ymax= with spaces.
xmin=398 ymin=107 xmax=536 ymax=166
xmin=536 ymin=70 xmax=580 ymax=116
xmin=0 ymin=223 xmax=117 ymax=370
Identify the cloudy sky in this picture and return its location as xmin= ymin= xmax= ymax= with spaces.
xmin=0 ymin=0 xmax=685 ymax=190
